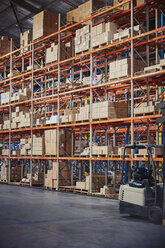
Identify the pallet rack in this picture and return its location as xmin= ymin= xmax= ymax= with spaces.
xmin=0 ymin=0 xmax=165 ymax=193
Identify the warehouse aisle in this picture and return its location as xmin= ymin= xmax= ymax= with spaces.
xmin=0 ymin=184 xmax=165 ymax=248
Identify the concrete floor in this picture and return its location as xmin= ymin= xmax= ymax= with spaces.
xmin=0 ymin=184 xmax=165 ymax=248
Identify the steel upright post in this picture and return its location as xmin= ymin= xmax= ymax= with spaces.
xmin=56 ymin=14 xmax=61 ymax=191
xmin=130 ymin=0 xmax=134 ymax=146
xmin=8 ymin=38 xmax=13 ymax=184
xmin=89 ymin=0 xmax=93 ymax=193
xmin=30 ymin=43 xmax=34 ymax=187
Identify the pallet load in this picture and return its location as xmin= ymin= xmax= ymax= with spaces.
xmin=0 ymin=162 xmax=8 ymax=181
xmin=76 ymin=173 xmax=105 ymax=192
xmin=10 ymin=165 xmax=22 ymax=182
xmin=20 ymin=30 xmax=32 ymax=53
xmin=33 ymin=11 xmax=58 ymax=41
xmin=109 ymin=58 xmax=144 ymax=80
xmin=75 ymin=25 xmax=90 ymax=54
xmin=10 ymin=106 xmax=31 ymax=130
xmin=92 ymin=101 xmax=128 ymax=120
xmin=32 ymin=135 xmax=45 ymax=156
xmin=113 ymin=25 xmax=141 ymax=42
xmin=44 ymin=129 xmax=71 ymax=156
xmin=0 ymin=88 xmax=31 ymax=105
xmin=44 ymin=161 xmax=71 ymax=189
xmin=0 ymin=162 xmax=21 ymax=182
xmin=20 ymin=138 xmax=31 ymax=156
xmin=45 ymin=41 xmax=72 ymax=64
xmin=136 ymin=147 xmax=163 ymax=158
xmin=92 ymin=145 xmax=118 ymax=156
xmin=2 ymin=149 xmax=9 ymax=156
xmin=92 ymin=22 xmax=117 ymax=48
xmin=134 ymin=101 xmax=159 ymax=116
xmin=144 ymin=58 xmax=165 ymax=74
xmin=0 ymin=36 xmax=11 ymax=56
xmin=61 ymin=109 xmax=77 ymax=123
xmin=66 ymin=0 xmax=105 ymax=24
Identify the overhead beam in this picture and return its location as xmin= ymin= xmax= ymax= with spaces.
xmin=10 ymin=1 xmax=23 ymax=33
xmin=0 ymin=0 xmax=77 ymax=37
xmin=11 ymin=0 xmax=39 ymax=14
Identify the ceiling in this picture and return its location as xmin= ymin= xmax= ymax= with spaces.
xmin=0 ymin=0 xmax=113 ymax=45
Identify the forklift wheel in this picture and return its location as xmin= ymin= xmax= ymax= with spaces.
xmin=148 ymin=206 xmax=163 ymax=224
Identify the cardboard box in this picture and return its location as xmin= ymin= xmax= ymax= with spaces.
xmin=33 ymin=11 xmax=58 ymax=41
xmin=20 ymin=30 xmax=32 ymax=53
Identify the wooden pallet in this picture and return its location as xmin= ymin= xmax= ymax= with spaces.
xmin=134 ymin=111 xmax=158 ymax=117
xmin=112 ymin=35 xmax=130 ymax=43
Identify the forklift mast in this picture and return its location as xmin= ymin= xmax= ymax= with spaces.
xmin=156 ymin=102 xmax=165 ymax=224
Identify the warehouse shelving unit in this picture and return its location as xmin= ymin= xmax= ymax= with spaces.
xmin=0 ymin=0 xmax=165 ymax=193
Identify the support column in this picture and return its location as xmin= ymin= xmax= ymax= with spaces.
xmin=8 ymin=38 xmax=13 ymax=184
xmin=89 ymin=0 xmax=93 ymax=194
xmin=56 ymin=14 xmax=61 ymax=191
xmin=30 ymin=43 xmax=34 ymax=187
xmin=130 ymin=0 xmax=134 ymax=146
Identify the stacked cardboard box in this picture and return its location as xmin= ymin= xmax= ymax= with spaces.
xmin=76 ymin=105 xmax=90 ymax=122
xmin=10 ymin=165 xmax=21 ymax=182
xmin=134 ymin=101 xmax=158 ymax=116
xmin=10 ymin=106 xmax=31 ymax=129
xmin=82 ymin=74 xmax=104 ymax=86
xmin=45 ymin=161 xmax=71 ymax=188
xmin=33 ymin=11 xmax=58 ymax=41
xmin=45 ymin=129 xmax=57 ymax=155
xmin=61 ymin=109 xmax=77 ymax=123
xmin=1 ymin=88 xmax=31 ymax=105
xmin=2 ymin=149 xmax=9 ymax=156
xmin=113 ymin=25 xmax=141 ymax=41
xmin=66 ymin=0 xmax=105 ymax=24
xmin=45 ymin=129 xmax=71 ymax=156
xmin=32 ymin=135 xmax=45 ymax=156
xmin=0 ymin=36 xmax=11 ymax=56
xmin=138 ymin=147 xmax=163 ymax=157
xmin=20 ymin=138 xmax=31 ymax=156
xmin=20 ymin=30 xmax=32 ymax=53
xmin=45 ymin=41 xmax=72 ymax=64
xmin=92 ymin=101 xmax=128 ymax=119
xmin=92 ymin=22 xmax=117 ymax=48
xmin=92 ymin=145 xmax=118 ymax=156
xmin=75 ymin=25 xmax=90 ymax=54
xmin=46 ymin=115 xmax=58 ymax=125
xmin=3 ymin=119 xmax=10 ymax=130
xmin=0 ymin=162 xmax=8 ymax=180
xmin=1 ymin=92 xmax=10 ymax=105
xmin=62 ymin=101 xmax=128 ymax=123
xmin=109 ymin=58 xmax=144 ymax=80
xmin=76 ymin=173 xmax=105 ymax=192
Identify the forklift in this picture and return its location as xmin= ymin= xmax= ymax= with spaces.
xmin=119 ymin=102 xmax=165 ymax=224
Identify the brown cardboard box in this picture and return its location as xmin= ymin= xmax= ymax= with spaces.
xmin=67 ymin=0 xmax=105 ymax=24
xmin=20 ymin=30 xmax=32 ymax=53
xmin=33 ymin=11 xmax=58 ymax=41
xmin=0 ymin=36 xmax=11 ymax=56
